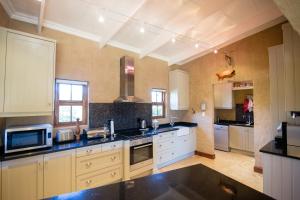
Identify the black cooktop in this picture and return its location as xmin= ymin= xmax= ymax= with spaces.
xmin=116 ymin=128 xmax=155 ymax=140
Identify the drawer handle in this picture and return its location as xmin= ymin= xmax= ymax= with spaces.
xmin=172 ymin=153 xmax=174 ymax=155
xmin=160 ymin=156 xmax=162 ymax=159
xmin=159 ymin=144 xmax=162 ymax=147
xmin=85 ymin=162 xmax=92 ymax=168
xmin=86 ymin=149 xmax=93 ymax=154
xmin=113 ymin=144 xmax=117 ymax=148
xmin=111 ymin=172 xmax=117 ymax=177
xmin=184 ymin=140 xmax=187 ymax=142
xmin=86 ymin=180 xmax=92 ymax=185
xmin=111 ymin=156 xmax=117 ymax=161
xmin=160 ymin=135 xmax=162 ymax=138
xmin=171 ymin=141 xmax=174 ymax=144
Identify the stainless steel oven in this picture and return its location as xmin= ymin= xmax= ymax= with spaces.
xmin=130 ymin=137 xmax=153 ymax=171
xmin=4 ymin=124 xmax=53 ymax=154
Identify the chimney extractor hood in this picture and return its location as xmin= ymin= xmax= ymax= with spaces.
xmin=114 ymin=56 xmax=143 ymax=103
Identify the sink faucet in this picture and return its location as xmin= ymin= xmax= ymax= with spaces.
xmin=170 ymin=116 xmax=177 ymax=127
xmin=247 ymin=114 xmax=252 ymax=125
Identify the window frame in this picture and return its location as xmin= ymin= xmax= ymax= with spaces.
xmin=54 ymin=79 xmax=88 ymax=127
xmin=151 ymin=89 xmax=166 ymax=119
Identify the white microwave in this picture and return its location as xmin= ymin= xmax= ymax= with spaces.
xmin=4 ymin=124 xmax=53 ymax=154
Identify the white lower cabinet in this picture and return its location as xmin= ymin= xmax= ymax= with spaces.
xmin=43 ymin=150 xmax=75 ymax=198
xmin=154 ymin=127 xmax=196 ymax=169
xmin=229 ymin=125 xmax=254 ymax=152
xmin=262 ymin=153 xmax=300 ymax=200
xmin=1 ymin=141 xmax=124 ymax=200
xmin=1 ymin=156 xmax=44 ymax=200
xmin=76 ymin=165 xmax=122 ymax=191
xmin=75 ymin=141 xmax=123 ymax=191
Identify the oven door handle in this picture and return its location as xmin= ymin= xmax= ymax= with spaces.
xmin=133 ymin=143 xmax=152 ymax=150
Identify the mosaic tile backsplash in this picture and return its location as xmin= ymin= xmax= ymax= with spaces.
xmin=89 ymin=103 xmax=152 ymax=130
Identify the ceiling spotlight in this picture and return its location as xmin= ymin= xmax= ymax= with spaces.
xmin=171 ymin=35 xmax=176 ymax=43
xmin=139 ymin=27 xmax=145 ymax=33
xmin=195 ymin=43 xmax=199 ymax=48
xmin=98 ymin=15 xmax=105 ymax=23
xmin=214 ymin=49 xmax=218 ymax=54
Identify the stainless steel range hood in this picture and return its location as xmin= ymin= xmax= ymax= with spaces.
xmin=114 ymin=56 xmax=143 ymax=103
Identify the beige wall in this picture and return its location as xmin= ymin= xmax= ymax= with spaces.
xmin=178 ymin=24 xmax=283 ymax=167
xmin=0 ymin=4 xmax=9 ymax=27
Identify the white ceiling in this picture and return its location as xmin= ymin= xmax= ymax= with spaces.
xmin=0 ymin=0 xmax=284 ymax=65
xmin=273 ymin=0 xmax=300 ymax=35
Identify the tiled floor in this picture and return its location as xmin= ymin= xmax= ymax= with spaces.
xmin=156 ymin=150 xmax=263 ymax=192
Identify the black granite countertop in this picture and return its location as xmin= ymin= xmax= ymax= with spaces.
xmin=47 ymin=164 xmax=272 ymax=200
xmin=0 ymin=135 xmax=125 ymax=161
xmin=214 ymin=120 xmax=254 ymax=128
xmin=0 ymin=122 xmax=197 ymax=161
xmin=260 ymin=140 xmax=300 ymax=160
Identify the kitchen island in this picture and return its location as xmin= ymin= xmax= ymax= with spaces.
xmin=260 ymin=141 xmax=300 ymax=200
xmin=47 ymin=164 xmax=272 ymax=200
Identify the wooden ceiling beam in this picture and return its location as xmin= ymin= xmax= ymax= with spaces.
xmin=37 ymin=0 xmax=46 ymax=33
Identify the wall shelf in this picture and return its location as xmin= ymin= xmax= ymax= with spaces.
xmin=232 ymin=86 xmax=254 ymax=90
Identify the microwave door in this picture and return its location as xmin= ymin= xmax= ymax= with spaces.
xmin=5 ymin=129 xmax=46 ymax=153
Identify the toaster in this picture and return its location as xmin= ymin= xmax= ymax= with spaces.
xmin=83 ymin=128 xmax=108 ymax=139
xmin=56 ymin=129 xmax=75 ymax=143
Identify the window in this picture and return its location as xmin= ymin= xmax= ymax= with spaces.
xmin=152 ymin=89 xmax=166 ymax=119
xmin=54 ymin=79 xmax=88 ymax=126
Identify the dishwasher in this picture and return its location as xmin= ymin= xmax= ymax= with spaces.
xmin=214 ymin=124 xmax=229 ymax=151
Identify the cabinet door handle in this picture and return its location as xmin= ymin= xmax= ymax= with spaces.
xmin=86 ymin=149 xmax=93 ymax=154
xmin=85 ymin=162 xmax=92 ymax=168
xmin=111 ymin=156 xmax=117 ymax=161
xmin=86 ymin=180 xmax=92 ymax=185
xmin=38 ymin=162 xmax=43 ymax=170
xmin=159 ymin=144 xmax=162 ymax=147
xmin=111 ymin=172 xmax=117 ymax=177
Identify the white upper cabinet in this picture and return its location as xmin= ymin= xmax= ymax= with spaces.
xmin=214 ymin=82 xmax=234 ymax=109
xmin=169 ymin=70 xmax=189 ymax=110
xmin=283 ymin=23 xmax=300 ymax=113
xmin=0 ymin=28 xmax=56 ymax=117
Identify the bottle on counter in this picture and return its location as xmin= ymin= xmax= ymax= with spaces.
xmin=108 ymin=119 xmax=115 ymax=139
xmin=75 ymin=118 xmax=81 ymax=141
